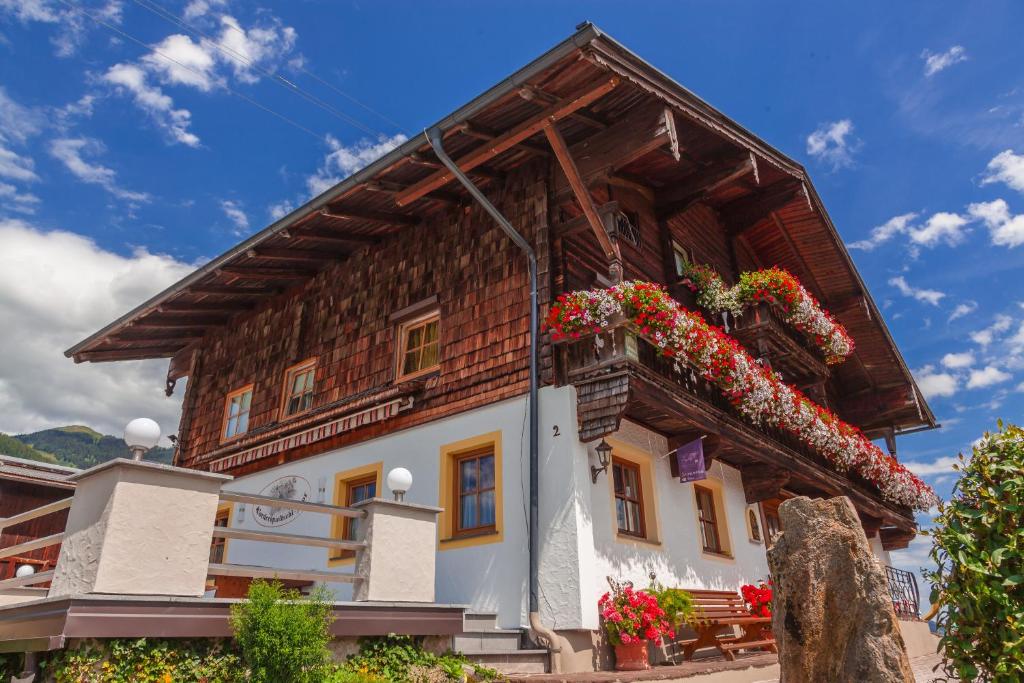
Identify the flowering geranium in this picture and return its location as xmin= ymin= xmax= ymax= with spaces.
xmin=598 ymin=580 xmax=675 ymax=646
xmin=680 ymin=263 xmax=855 ymax=365
xmin=544 ymin=281 xmax=938 ymax=511
xmin=740 ymin=581 xmax=773 ymax=618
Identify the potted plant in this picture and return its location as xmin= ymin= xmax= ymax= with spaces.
xmin=740 ymin=580 xmax=774 ymax=642
xmin=598 ymin=579 xmax=675 ymax=671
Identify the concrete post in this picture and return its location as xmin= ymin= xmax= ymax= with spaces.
xmin=48 ymin=459 xmax=230 ymax=598
xmin=351 ymin=498 xmax=441 ymax=602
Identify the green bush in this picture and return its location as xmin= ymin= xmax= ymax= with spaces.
xmin=926 ymin=422 xmax=1024 ymax=682
xmin=646 ymin=582 xmax=695 ymax=627
xmin=40 ymin=638 xmax=240 ymax=682
xmin=335 ymin=635 xmax=500 ymax=682
xmin=229 ymin=579 xmax=334 ymax=683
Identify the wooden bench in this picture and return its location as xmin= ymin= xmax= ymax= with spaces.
xmin=679 ymin=589 xmax=776 ymax=661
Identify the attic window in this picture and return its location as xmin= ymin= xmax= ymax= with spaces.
xmin=281 ymin=359 xmax=316 ymax=418
xmin=397 ymin=311 xmax=440 ymax=381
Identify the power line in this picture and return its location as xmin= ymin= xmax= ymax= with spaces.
xmin=128 ymin=0 xmax=393 ymax=138
xmin=56 ymin=0 xmax=327 ymax=143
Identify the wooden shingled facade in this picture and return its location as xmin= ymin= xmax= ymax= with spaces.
xmin=68 ymin=25 xmax=933 ymax=533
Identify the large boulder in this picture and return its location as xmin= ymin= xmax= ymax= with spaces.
xmin=766 ymin=496 xmax=914 ymax=683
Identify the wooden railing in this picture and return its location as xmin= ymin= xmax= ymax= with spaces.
xmin=207 ymin=492 xmax=368 ymax=586
xmin=0 ymin=497 xmax=72 ymax=589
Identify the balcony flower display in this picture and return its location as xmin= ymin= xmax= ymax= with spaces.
xmin=680 ymin=263 xmax=855 ymax=365
xmin=544 ymin=281 xmax=938 ymax=511
xmin=599 ymin=580 xmax=675 ymax=670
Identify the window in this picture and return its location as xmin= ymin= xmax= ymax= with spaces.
xmin=695 ymin=485 xmax=724 ymax=554
xmin=281 ymin=360 xmax=316 ymax=418
xmin=762 ymin=499 xmax=782 ymax=543
xmin=672 ymin=241 xmax=691 ymax=278
xmin=613 ymin=210 xmax=642 ymax=248
xmin=747 ymin=508 xmax=762 ymax=543
xmin=209 ymin=505 xmax=230 ymax=564
xmin=222 ymin=385 xmax=253 ymax=440
xmin=455 ymin=448 xmax=496 ymax=534
xmin=329 ymin=463 xmax=382 ymax=565
xmin=397 ymin=312 xmax=440 ymax=380
xmin=438 ymin=432 xmax=503 ymax=550
xmin=613 ymin=458 xmax=645 ymax=537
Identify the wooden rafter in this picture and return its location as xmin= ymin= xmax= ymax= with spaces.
xmin=130 ymin=316 xmax=228 ymax=328
xmin=446 ymin=121 xmax=552 ymax=157
xmin=297 ymin=228 xmax=381 ymax=245
xmin=249 ymin=247 xmax=348 ymax=262
xmin=75 ymin=346 xmax=184 ymax=363
xmin=363 ymin=180 xmax=463 ymax=206
xmin=320 ymin=207 xmax=418 ymax=226
xmin=655 ymin=155 xmax=755 ymax=219
xmin=721 ymin=179 xmax=804 ymax=237
xmin=158 ymin=301 xmax=253 ymax=315
xmin=218 ymin=266 xmax=316 ymax=280
xmin=394 ymin=76 xmax=620 ymax=207
xmin=517 ymin=85 xmax=609 ymax=129
xmin=190 ymin=285 xmax=279 ymax=297
xmin=114 ymin=331 xmax=204 ymax=342
xmin=544 ymin=122 xmax=620 ymax=264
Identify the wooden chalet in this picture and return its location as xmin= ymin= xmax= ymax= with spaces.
xmin=66 ymin=24 xmax=933 ymax=672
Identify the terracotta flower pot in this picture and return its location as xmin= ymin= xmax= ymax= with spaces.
xmin=613 ymin=639 xmax=650 ymax=671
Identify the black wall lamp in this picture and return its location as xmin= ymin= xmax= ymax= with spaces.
xmin=591 ymin=439 xmax=613 ymax=483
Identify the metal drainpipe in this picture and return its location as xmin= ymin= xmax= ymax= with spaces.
xmin=426 ymin=129 xmax=560 ymax=672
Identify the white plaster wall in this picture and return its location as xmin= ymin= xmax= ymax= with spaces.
xmin=222 ymin=394 xmax=534 ymax=629
xmin=587 ymin=420 xmax=770 ymax=609
xmin=868 ymin=534 xmax=893 ymax=567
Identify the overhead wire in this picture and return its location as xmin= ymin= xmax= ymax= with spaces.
xmin=56 ymin=0 xmax=327 ymax=143
xmin=127 ymin=0 xmax=394 ymax=138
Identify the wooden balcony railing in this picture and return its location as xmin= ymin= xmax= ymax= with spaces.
xmin=0 ymin=497 xmax=71 ymax=589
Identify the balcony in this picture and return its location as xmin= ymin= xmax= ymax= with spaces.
xmin=885 ymin=565 xmax=921 ymax=620
xmin=728 ymin=301 xmax=830 ymax=386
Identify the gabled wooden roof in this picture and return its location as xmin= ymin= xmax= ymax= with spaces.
xmin=66 ymin=23 xmax=934 ymax=433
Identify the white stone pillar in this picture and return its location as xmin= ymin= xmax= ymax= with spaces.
xmin=352 ymin=498 xmax=441 ymax=603
xmin=48 ymin=459 xmax=230 ymax=598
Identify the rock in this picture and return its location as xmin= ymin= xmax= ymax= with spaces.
xmin=766 ymin=496 xmax=914 ymax=683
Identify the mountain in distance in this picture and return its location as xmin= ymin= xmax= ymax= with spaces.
xmin=2 ymin=425 xmax=174 ymax=469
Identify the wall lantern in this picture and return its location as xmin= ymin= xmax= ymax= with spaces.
xmin=591 ymin=439 xmax=613 ymax=483
xmin=124 ymin=418 xmax=161 ymax=461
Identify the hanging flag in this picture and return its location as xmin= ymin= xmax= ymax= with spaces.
xmin=675 ymin=438 xmax=706 ymax=483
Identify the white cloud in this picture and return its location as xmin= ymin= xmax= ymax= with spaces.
xmin=914 ymin=365 xmax=959 ymax=399
xmin=947 ymin=301 xmax=977 ymax=323
xmin=921 ymin=45 xmax=968 ymax=77
xmin=0 ymin=219 xmax=191 ymax=440
xmin=849 ymin=213 xmax=917 ymax=251
xmin=908 ymin=211 xmax=970 ymax=247
xmin=306 ymin=133 xmax=407 ymax=197
xmin=0 ymin=0 xmax=122 ymax=57
xmin=183 ymin=0 xmax=226 ymax=20
xmin=103 ymin=63 xmax=200 ymax=147
xmin=143 ymin=33 xmax=219 ymax=91
xmin=220 ymin=199 xmax=249 ymax=234
xmin=0 ymin=145 xmax=37 ymax=183
xmin=967 ymin=365 xmax=1012 ymax=389
xmin=0 ymin=86 xmax=42 ymax=183
xmin=981 ymin=149 xmax=1024 ymax=194
xmin=902 ymin=454 xmax=959 ymax=476
xmin=0 ymin=181 xmax=40 ymax=214
xmin=888 ymin=276 xmax=945 ymax=305
xmin=268 ymin=200 xmax=294 ymax=220
xmin=214 ymin=15 xmax=297 ymax=85
xmin=941 ymin=351 xmax=974 ymax=369
xmin=806 ymin=119 xmax=859 ymax=170
xmin=970 ymin=314 xmax=1013 ymax=347
xmin=49 ymin=138 xmax=150 ymax=202
xmin=968 ymin=198 xmax=1024 ymax=248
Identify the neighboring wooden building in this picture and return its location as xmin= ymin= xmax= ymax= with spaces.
xmin=0 ymin=456 xmax=78 ymax=580
xmin=67 ymin=25 xmax=933 ymax=671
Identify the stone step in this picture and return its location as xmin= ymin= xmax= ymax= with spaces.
xmin=454 ymin=629 xmax=523 ymax=652
xmin=465 ymin=649 xmax=549 ymax=675
xmin=462 ymin=611 xmax=499 ymax=631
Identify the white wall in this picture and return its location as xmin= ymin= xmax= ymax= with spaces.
xmin=222 ymin=393 xmax=533 ymax=628
xmin=868 ymin=534 xmax=893 ymax=567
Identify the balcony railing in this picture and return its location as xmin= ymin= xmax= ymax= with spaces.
xmin=0 ymin=497 xmax=72 ymax=590
xmin=885 ymin=565 xmax=920 ymax=619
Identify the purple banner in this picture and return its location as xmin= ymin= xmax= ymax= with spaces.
xmin=675 ymin=438 xmax=706 ymax=483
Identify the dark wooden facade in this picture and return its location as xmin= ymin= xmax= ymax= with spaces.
xmin=68 ymin=25 xmax=933 ymax=538
xmin=0 ymin=458 xmax=76 ymax=579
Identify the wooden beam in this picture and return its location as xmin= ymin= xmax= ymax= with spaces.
xmin=544 ymin=123 xmax=620 ymax=264
xmin=76 ymin=345 xmax=184 ymax=362
xmin=880 ymin=526 xmax=917 ymax=551
xmin=189 ymin=285 xmax=280 ymax=297
xmin=297 ymin=228 xmax=381 ymax=245
xmin=394 ymin=76 xmax=620 ymax=207
xmin=655 ymin=155 xmax=754 ymax=219
xmin=158 ymin=301 xmax=254 ymax=314
xmin=517 ymin=85 xmax=610 ymax=129
xmin=114 ymin=330 xmax=204 ymax=342
xmin=551 ymin=201 xmax=620 ymax=239
xmin=448 ymin=121 xmax=552 ymax=157
xmin=363 ymin=180 xmax=463 ymax=206
xmin=553 ymin=100 xmax=679 ymax=198
xmin=320 ymin=207 xmax=418 ymax=226
xmin=130 ymin=316 xmax=229 ymax=328
xmin=218 ymin=266 xmax=316 ymax=280
xmin=409 ymin=153 xmax=503 ymax=180
xmin=721 ymin=179 xmax=804 ymax=237
xmin=250 ymin=247 xmax=348 ymax=262
xmin=741 ymin=464 xmax=791 ymax=504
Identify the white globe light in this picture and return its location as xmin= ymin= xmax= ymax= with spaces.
xmin=386 ymin=467 xmax=413 ymax=501
xmin=124 ymin=418 xmax=161 ymax=450
xmin=15 ymin=564 xmax=35 ymax=578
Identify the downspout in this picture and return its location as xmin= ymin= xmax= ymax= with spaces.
xmin=427 ymin=128 xmax=560 ymax=672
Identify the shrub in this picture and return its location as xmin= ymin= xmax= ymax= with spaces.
xmin=926 ymin=422 xmax=1024 ymax=682
xmin=598 ymin=578 xmax=675 ymax=646
xmin=229 ymin=579 xmax=334 ymax=683
xmin=335 ymin=635 xmax=499 ymax=682
xmin=646 ymin=581 xmax=695 ymax=627
xmin=40 ymin=638 xmax=240 ymax=682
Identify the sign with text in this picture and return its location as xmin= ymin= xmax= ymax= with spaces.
xmin=675 ymin=438 xmax=706 ymax=483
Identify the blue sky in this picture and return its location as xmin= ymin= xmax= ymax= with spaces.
xmin=2 ymin=1 xmax=1023 ymax=596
